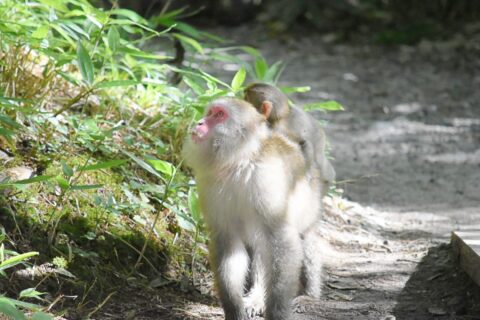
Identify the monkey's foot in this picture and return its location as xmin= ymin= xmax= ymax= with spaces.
xmin=293 ymin=295 xmax=318 ymax=314
xmin=243 ymin=289 xmax=265 ymax=318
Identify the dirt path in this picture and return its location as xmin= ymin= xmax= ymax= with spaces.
xmin=203 ymin=25 xmax=480 ymax=319
xmin=269 ymin=30 xmax=480 ymax=319
xmin=99 ymin=25 xmax=480 ymax=319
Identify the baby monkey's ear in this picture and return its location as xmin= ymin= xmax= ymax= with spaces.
xmin=260 ymin=101 xmax=273 ymax=120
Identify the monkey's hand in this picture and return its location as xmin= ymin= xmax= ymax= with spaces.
xmin=243 ymin=287 xmax=265 ymax=318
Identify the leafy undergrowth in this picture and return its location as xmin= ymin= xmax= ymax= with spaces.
xmin=0 ymin=0 xmax=342 ymax=318
xmin=0 ymin=1 xmax=219 ymax=318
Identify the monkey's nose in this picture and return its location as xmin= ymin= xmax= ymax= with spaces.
xmin=197 ymin=119 xmax=205 ymax=126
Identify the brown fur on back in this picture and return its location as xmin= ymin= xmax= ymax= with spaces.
xmin=260 ymin=133 xmax=306 ymax=179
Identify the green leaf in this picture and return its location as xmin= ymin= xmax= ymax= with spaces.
xmin=178 ymin=214 xmax=196 ymax=231
xmin=281 ymin=86 xmax=311 ymax=94
xmin=0 ymin=115 xmax=21 ymax=129
xmin=51 ymin=24 xmax=75 ymax=46
xmin=169 ymin=206 xmax=195 ymax=232
xmin=86 ymin=15 xmax=103 ymax=29
xmin=231 ymin=67 xmax=246 ymax=92
xmin=197 ymin=70 xmax=230 ymax=88
xmin=57 ymin=71 xmax=81 ymax=86
xmin=174 ymin=33 xmax=204 ymax=54
xmin=56 ymin=176 xmax=70 ymax=190
xmin=70 ymin=184 xmax=103 ymax=190
xmin=60 ymin=21 xmax=88 ymax=40
xmin=254 ymin=58 xmax=268 ymax=80
xmin=0 ymin=297 xmax=40 ymax=312
xmin=110 ymin=8 xmax=148 ymax=24
xmin=31 ymin=25 xmax=50 ymax=39
xmin=303 ymin=101 xmax=344 ymax=111
xmin=173 ymin=22 xmax=202 ymax=39
xmin=107 ymin=26 xmax=120 ymax=52
xmin=145 ymin=159 xmax=175 ymax=178
xmin=38 ymin=0 xmax=68 ymax=12
xmin=188 ymin=188 xmax=202 ymax=225
xmin=94 ymin=80 xmax=138 ymax=89
xmin=61 ymin=160 xmax=74 ymax=177
xmin=0 ymin=252 xmax=38 ymax=272
xmin=0 ymin=299 xmax=26 ymax=320
xmin=31 ymin=312 xmax=54 ymax=320
xmin=0 ymin=176 xmax=54 ymax=190
xmin=240 ymin=46 xmax=262 ymax=58
xmin=151 ymin=8 xmax=185 ymax=26
xmin=79 ymin=160 xmax=127 ymax=171
xmin=183 ymin=77 xmax=204 ymax=95
xmin=118 ymin=47 xmax=169 ymax=60
xmin=121 ymin=151 xmax=164 ymax=181
xmin=0 ymin=127 xmax=15 ymax=140
xmin=12 ymin=175 xmax=54 ymax=185
xmin=265 ymin=60 xmax=284 ymax=83
xmin=0 ymin=96 xmax=26 ymax=108
xmin=109 ymin=18 xmax=158 ymax=34
xmin=89 ymin=7 xmax=109 ymax=25
xmin=76 ymin=41 xmax=94 ymax=85
xmin=19 ymin=288 xmax=44 ymax=301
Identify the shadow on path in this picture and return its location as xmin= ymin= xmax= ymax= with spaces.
xmin=393 ymin=243 xmax=480 ymax=320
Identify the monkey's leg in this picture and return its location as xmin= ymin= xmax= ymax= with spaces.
xmin=244 ymin=246 xmax=266 ymax=317
xmin=302 ymin=223 xmax=323 ymax=298
xmin=265 ymin=226 xmax=303 ymax=320
xmin=211 ymin=235 xmax=249 ymax=320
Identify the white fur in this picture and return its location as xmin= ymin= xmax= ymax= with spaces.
xmin=219 ymin=242 xmax=250 ymax=294
xmin=183 ymin=99 xmax=321 ymax=248
xmin=287 ymin=176 xmax=322 ymax=232
xmin=182 ymin=98 xmax=322 ymax=320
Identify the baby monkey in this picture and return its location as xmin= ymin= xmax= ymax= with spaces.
xmin=244 ymin=82 xmax=335 ymax=196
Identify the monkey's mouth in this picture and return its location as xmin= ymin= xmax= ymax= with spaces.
xmin=191 ymin=131 xmax=206 ymax=144
xmin=191 ymin=125 xmax=209 ymax=144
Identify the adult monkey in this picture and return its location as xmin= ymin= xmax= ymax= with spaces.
xmin=244 ymin=82 xmax=335 ymax=197
xmin=182 ymin=98 xmax=322 ymax=320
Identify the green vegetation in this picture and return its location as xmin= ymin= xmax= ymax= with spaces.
xmin=0 ymin=239 xmax=52 ymax=320
xmin=0 ymin=0 xmax=341 ymax=318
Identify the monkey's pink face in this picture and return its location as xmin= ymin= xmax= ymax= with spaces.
xmin=191 ymin=105 xmax=229 ymax=144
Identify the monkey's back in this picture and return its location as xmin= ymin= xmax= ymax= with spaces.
xmin=284 ymin=106 xmax=335 ymax=194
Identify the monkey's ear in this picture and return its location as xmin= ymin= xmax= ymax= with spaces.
xmin=260 ymin=101 xmax=273 ymax=119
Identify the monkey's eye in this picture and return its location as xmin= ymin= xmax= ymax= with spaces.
xmin=207 ymin=106 xmax=228 ymax=120
xmin=214 ymin=111 xmax=225 ymax=118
